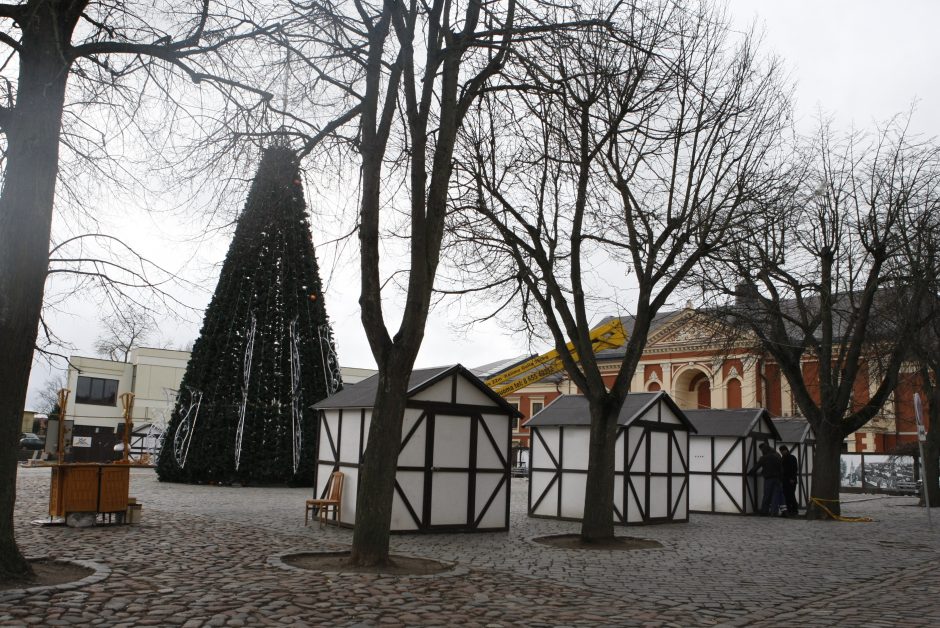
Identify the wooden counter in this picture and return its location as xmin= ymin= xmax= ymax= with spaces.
xmin=48 ymin=463 xmax=130 ymax=519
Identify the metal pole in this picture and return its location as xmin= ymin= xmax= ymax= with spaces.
xmin=56 ymin=388 xmax=70 ymax=464
xmin=913 ymin=393 xmax=932 ymax=529
xmin=120 ymin=392 xmax=135 ymax=463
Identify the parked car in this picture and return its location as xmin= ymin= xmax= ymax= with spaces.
xmin=19 ymin=433 xmax=44 ymax=451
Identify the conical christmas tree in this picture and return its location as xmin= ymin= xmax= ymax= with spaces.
xmin=157 ymin=145 xmax=342 ymax=485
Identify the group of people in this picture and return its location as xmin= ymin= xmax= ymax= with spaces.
xmin=751 ymin=442 xmax=800 ymax=516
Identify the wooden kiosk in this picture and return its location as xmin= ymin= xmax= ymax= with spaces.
xmin=46 ymin=389 xmax=133 ymax=522
xmin=48 ymin=463 xmax=130 ymax=519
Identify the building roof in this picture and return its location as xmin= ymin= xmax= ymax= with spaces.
xmin=313 ymin=364 xmax=523 ymax=417
xmin=470 ymin=355 xmax=534 ymax=380
xmin=684 ymin=408 xmax=782 ymax=439
xmin=526 ymin=392 xmax=695 ymax=432
xmin=593 ymin=310 xmax=685 ymax=359
xmin=772 ymin=416 xmax=814 ymax=443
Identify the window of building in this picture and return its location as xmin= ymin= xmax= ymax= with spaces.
xmin=530 ymin=400 xmax=544 ymax=416
xmin=726 ymin=378 xmax=742 ymax=409
xmin=75 ymin=376 xmax=119 ymax=406
xmin=507 ymin=400 xmax=520 ymax=431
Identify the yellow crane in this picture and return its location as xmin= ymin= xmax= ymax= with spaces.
xmin=485 ymin=318 xmax=628 ymax=396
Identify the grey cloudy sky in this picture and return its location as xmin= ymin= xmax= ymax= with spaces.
xmin=25 ymin=0 xmax=940 ymax=407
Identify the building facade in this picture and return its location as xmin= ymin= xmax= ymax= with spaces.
xmin=64 ymin=348 xmax=190 ymax=461
xmin=496 ymin=307 xmax=927 ymax=455
xmin=62 ymin=348 xmax=376 ymax=462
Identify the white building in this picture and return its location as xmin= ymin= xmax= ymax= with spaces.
xmin=63 ymin=348 xmax=375 ymax=462
xmin=64 ymin=348 xmax=190 ymax=461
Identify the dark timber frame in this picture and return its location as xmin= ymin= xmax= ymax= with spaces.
xmin=313 ymin=365 xmax=519 ymax=533
xmin=527 ymin=392 xmax=693 ymax=525
xmin=686 ymin=408 xmax=782 ymax=515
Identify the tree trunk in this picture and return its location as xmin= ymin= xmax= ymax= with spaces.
xmin=922 ymin=386 xmax=940 ymax=507
xmin=0 ymin=28 xmax=70 ymax=580
xmin=349 ymin=362 xmax=411 ymax=566
xmin=580 ymin=396 xmax=619 ymax=541
xmin=806 ymin=423 xmax=844 ymax=520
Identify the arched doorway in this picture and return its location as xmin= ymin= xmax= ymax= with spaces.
xmin=672 ymin=367 xmax=711 ymax=410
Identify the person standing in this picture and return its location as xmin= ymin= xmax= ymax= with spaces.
xmin=751 ymin=442 xmax=784 ymax=516
xmin=779 ymin=445 xmax=800 ymax=516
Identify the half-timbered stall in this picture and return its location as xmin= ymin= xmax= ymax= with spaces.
xmin=685 ymin=408 xmax=782 ymax=514
xmin=772 ymin=417 xmax=815 ymax=509
xmin=527 ymin=392 xmax=695 ymax=525
xmin=312 ymin=365 xmax=520 ymax=532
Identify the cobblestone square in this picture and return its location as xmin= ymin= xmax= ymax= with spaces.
xmin=3 ymin=467 xmax=938 ymax=626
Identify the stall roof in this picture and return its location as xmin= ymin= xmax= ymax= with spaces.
xmin=312 ymin=364 xmax=523 ymax=417
xmin=684 ymin=408 xmax=781 ymax=439
xmin=526 ymin=392 xmax=695 ymax=432
xmin=772 ymin=416 xmax=814 ymax=443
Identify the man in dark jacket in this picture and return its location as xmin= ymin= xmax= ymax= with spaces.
xmin=779 ymin=445 xmax=800 ymax=515
xmin=751 ymin=442 xmax=784 ymax=516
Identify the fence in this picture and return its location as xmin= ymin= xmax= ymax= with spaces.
xmin=840 ymin=453 xmax=921 ymax=494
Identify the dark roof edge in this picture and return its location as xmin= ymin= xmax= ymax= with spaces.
xmin=406 ymin=364 xmax=524 ymax=419
xmin=655 ymin=392 xmax=698 ymax=433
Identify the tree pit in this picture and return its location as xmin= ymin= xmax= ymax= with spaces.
xmin=0 ymin=559 xmax=94 ymax=591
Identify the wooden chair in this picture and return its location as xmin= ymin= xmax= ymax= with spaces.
xmin=305 ymin=471 xmax=344 ymax=528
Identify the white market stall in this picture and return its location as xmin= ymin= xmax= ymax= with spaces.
xmin=772 ymin=416 xmax=815 ymax=509
xmin=527 ymin=392 xmax=695 ymax=525
xmin=685 ymin=408 xmax=782 ymax=514
xmin=312 ymin=365 xmax=520 ymax=532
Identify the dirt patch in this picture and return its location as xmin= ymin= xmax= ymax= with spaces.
xmin=0 ymin=559 xmax=94 ymax=591
xmin=533 ymin=533 xmax=663 ymax=551
xmin=282 ymin=551 xmax=454 ymax=576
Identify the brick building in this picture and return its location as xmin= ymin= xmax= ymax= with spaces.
xmin=488 ymin=306 xmax=927 ymax=455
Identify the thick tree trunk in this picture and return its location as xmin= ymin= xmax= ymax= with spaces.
xmin=0 ymin=16 xmax=71 ymax=580
xmin=580 ymin=397 xmax=619 ymax=541
xmin=349 ymin=363 xmax=412 ymax=566
xmin=922 ymin=386 xmax=940 ymax=507
xmin=923 ymin=440 xmax=939 ymax=507
xmin=806 ymin=423 xmax=844 ymax=520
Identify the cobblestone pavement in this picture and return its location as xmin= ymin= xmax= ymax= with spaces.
xmin=3 ymin=467 xmax=939 ymax=626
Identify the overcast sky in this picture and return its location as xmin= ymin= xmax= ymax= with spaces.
xmin=24 ymin=0 xmax=940 ymax=408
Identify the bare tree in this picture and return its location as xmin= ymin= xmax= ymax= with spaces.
xmin=94 ymin=307 xmax=158 ymax=362
xmin=705 ymin=119 xmax=940 ymax=518
xmin=914 ymin=324 xmax=940 ymax=507
xmin=281 ymin=0 xmax=614 ymax=565
xmin=447 ymin=0 xmax=789 ymax=540
xmin=0 ymin=0 xmax=282 ymax=582
xmin=900 ymin=209 xmax=940 ymax=506
xmin=35 ymin=374 xmax=66 ymax=416
xmin=288 ymin=0 xmax=520 ymax=567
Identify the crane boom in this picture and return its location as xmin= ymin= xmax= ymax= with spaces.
xmin=485 ymin=318 xmax=627 ymax=396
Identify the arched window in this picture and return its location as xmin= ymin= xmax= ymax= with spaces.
xmin=647 ymin=382 xmax=661 ymax=392
xmin=726 ymin=378 xmax=742 ymax=409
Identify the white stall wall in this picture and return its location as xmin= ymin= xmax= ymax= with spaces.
xmin=315 ymin=369 xmax=514 ymax=532
xmin=688 ymin=435 xmax=762 ymax=514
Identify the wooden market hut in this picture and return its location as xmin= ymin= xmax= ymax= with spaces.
xmin=685 ymin=408 xmax=782 ymax=514
xmin=527 ymin=392 xmax=695 ymax=525
xmin=772 ymin=416 xmax=815 ymax=510
xmin=312 ymin=364 xmax=521 ymax=532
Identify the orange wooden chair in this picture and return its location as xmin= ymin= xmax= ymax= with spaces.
xmin=305 ymin=471 xmax=344 ymax=528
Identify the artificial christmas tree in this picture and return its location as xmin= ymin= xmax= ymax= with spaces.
xmin=157 ymin=145 xmax=342 ymax=485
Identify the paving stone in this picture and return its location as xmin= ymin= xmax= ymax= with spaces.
xmin=4 ymin=467 xmax=939 ymax=627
